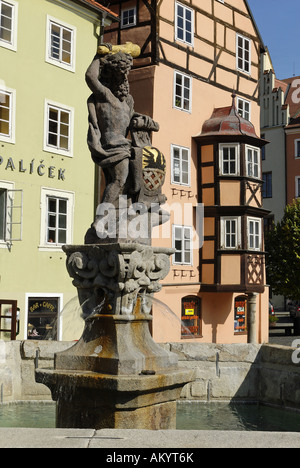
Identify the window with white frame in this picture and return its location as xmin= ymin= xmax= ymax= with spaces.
xmin=221 ymin=217 xmax=241 ymax=250
xmin=237 ymin=97 xmax=251 ymax=121
xmin=0 ymin=86 xmax=15 ymax=143
xmin=46 ymin=16 xmax=76 ymax=71
xmin=246 ymin=145 xmax=260 ymax=179
xmin=172 ymin=225 xmax=192 ymax=265
xmin=296 ymin=177 xmax=300 ymax=198
xmin=44 ymin=101 xmax=73 ymax=156
xmin=295 ymin=139 xmax=300 ymax=158
xmin=175 ymin=2 xmax=194 ymax=46
xmin=40 ymin=188 xmax=74 ymax=249
xmin=171 ymin=145 xmax=190 ymax=186
xmin=0 ymin=0 xmax=18 ymax=51
xmin=121 ymin=7 xmax=136 ymax=28
xmin=247 ymin=217 xmax=261 ymax=251
xmin=219 ymin=143 xmax=240 ymax=176
xmin=174 ymin=71 xmax=192 ymax=112
xmin=0 ymin=180 xmax=22 ymax=244
xmin=236 ymin=34 xmax=251 ymax=74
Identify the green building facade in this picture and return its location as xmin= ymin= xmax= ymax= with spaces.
xmin=0 ymin=0 xmax=116 ymax=341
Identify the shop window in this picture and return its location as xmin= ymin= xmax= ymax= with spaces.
xmin=181 ymin=296 xmax=201 ymax=338
xmin=27 ymin=296 xmax=61 ymax=340
xmin=234 ymin=296 xmax=247 ymax=335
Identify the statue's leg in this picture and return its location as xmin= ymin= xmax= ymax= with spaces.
xmin=102 ymin=158 xmax=129 ymax=204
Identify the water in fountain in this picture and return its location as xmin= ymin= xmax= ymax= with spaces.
xmin=142 ymin=294 xmax=193 ymax=342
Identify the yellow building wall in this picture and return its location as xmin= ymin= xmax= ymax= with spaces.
xmin=0 ymin=0 xmax=101 ymax=340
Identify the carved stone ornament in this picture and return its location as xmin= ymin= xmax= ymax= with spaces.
xmin=63 ymin=243 xmax=174 ymax=316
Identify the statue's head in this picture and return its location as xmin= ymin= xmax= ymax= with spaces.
xmin=100 ymin=52 xmax=133 ymax=101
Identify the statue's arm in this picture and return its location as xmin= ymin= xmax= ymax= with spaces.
xmin=85 ymin=55 xmax=107 ymax=98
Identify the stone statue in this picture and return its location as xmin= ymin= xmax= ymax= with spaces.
xmin=85 ymin=43 xmax=169 ymax=245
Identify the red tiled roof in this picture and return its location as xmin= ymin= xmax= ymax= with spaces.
xmin=74 ymin=0 xmax=118 ymax=18
xmin=198 ymin=94 xmax=260 ymax=141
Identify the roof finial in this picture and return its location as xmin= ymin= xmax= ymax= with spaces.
xmin=232 ymin=89 xmax=237 ymax=106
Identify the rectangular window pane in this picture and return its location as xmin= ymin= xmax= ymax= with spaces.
xmin=49 ymin=21 xmax=73 ymax=66
xmin=173 ymin=226 xmax=192 ymax=264
xmin=0 ymin=1 xmax=13 ymax=43
xmin=172 ymin=146 xmax=190 ymax=185
xmin=46 ymin=196 xmax=68 ymax=245
xmin=0 ymin=90 xmax=11 ymax=136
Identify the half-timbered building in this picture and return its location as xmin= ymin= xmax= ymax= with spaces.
xmin=102 ymin=0 xmax=269 ymax=344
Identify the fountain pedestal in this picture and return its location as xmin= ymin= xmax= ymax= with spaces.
xmin=36 ymin=244 xmax=193 ymax=429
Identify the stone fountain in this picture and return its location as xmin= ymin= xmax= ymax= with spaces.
xmin=35 ymin=43 xmax=193 ymax=430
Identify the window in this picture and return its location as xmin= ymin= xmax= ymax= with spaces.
xmin=174 ymin=71 xmax=192 ymax=112
xmin=175 ymin=2 xmax=194 ymax=46
xmin=0 ymin=86 xmax=15 ymax=143
xmin=247 ymin=217 xmax=261 ymax=251
xmin=262 ymin=172 xmax=272 ymax=198
xmin=171 ymin=145 xmax=190 ymax=185
xmin=0 ymin=0 xmax=18 ymax=51
xmin=221 ymin=217 xmax=241 ymax=250
xmin=44 ymin=101 xmax=73 ymax=156
xmin=0 ymin=188 xmax=6 ymax=240
xmin=237 ymin=97 xmax=251 ymax=121
xmin=121 ymin=7 xmax=136 ymax=28
xmin=172 ymin=225 xmax=192 ymax=265
xmin=296 ymin=177 xmax=300 ymax=198
xmin=46 ymin=196 xmax=68 ymax=245
xmin=0 ymin=181 xmax=22 ymax=244
xmin=27 ymin=295 xmax=62 ymax=340
xmin=46 ymin=16 xmax=76 ymax=71
xmin=181 ymin=296 xmax=201 ymax=338
xmin=295 ymin=140 xmax=300 ymax=158
xmin=246 ymin=145 xmax=260 ymax=179
xmin=219 ymin=144 xmax=240 ymax=176
xmin=234 ymin=296 xmax=247 ymax=335
xmin=40 ymin=188 xmax=74 ymax=250
xmin=236 ymin=34 xmax=251 ymax=74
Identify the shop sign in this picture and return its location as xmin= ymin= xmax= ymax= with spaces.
xmin=0 ymin=156 xmax=66 ymax=180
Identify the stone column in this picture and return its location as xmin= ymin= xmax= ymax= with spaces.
xmin=247 ymin=293 xmax=258 ymax=344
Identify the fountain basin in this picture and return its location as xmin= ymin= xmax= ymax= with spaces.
xmin=35 ymin=367 xmax=193 ymax=430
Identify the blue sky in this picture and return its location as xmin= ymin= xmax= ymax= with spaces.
xmin=247 ymin=0 xmax=300 ymax=80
